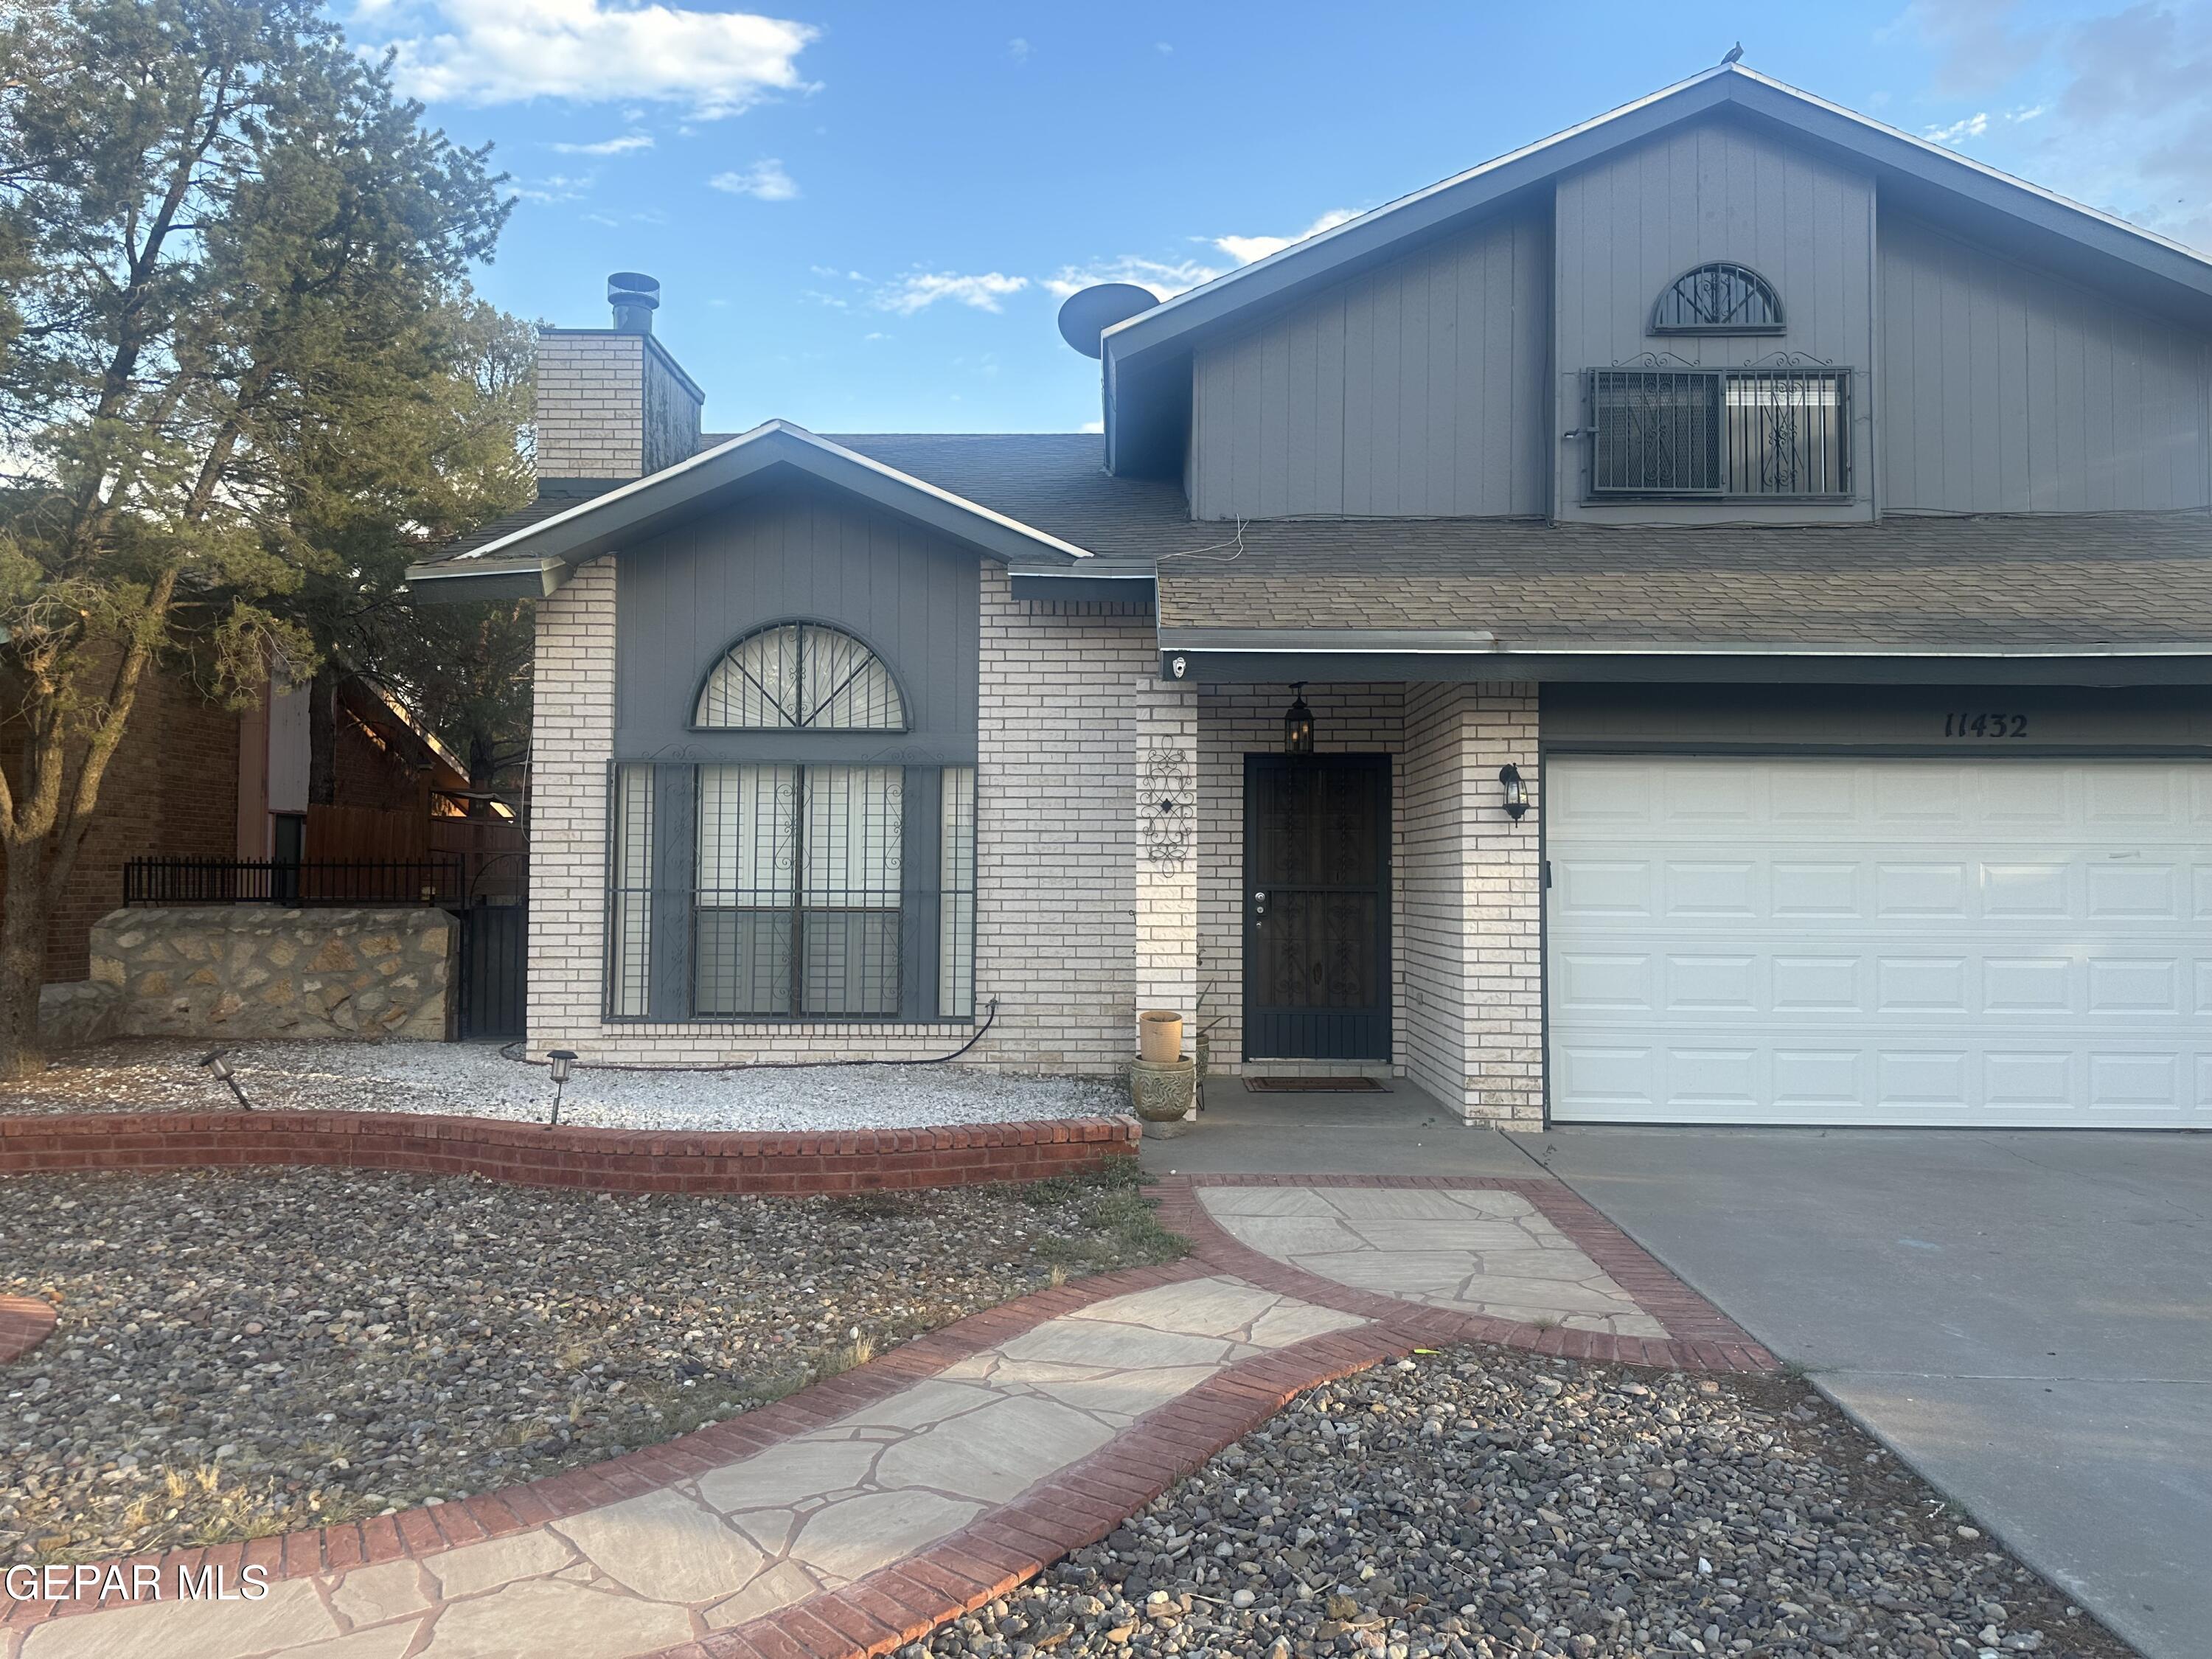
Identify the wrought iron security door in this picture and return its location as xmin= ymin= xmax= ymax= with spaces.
xmin=1242 ymin=754 xmax=1391 ymax=1061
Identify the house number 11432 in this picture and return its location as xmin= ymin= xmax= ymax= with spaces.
xmin=1943 ymin=712 xmax=2029 ymax=738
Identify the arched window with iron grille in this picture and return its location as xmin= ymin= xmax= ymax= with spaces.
xmin=1649 ymin=262 xmax=1785 ymax=335
xmin=693 ymin=621 xmax=908 ymax=732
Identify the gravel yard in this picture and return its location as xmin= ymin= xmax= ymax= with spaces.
xmin=0 ymin=1039 xmax=1124 ymax=1129
xmin=0 ymin=1162 xmax=1180 ymax=1564
xmin=917 ymin=1349 xmax=2132 ymax=1659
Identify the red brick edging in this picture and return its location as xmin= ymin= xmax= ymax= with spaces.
xmin=1154 ymin=1174 xmax=1776 ymax=1375
xmin=0 ymin=1294 xmax=55 ymax=1365
xmin=0 ymin=1109 xmax=1138 ymax=1195
xmin=3 ymin=1170 xmax=1775 ymax=1659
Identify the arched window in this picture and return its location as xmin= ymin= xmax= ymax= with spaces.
xmin=1650 ymin=262 xmax=1784 ymax=335
xmin=695 ymin=622 xmax=907 ymax=731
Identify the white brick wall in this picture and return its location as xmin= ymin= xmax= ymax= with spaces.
xmin=525 ymin=557 xmax=618 ymax=1042
xmin=1133 ymin=679 xmax=1199 ymax=1052
xmin=973 ymin=572 xmax=1158 ymax=1072
xmin=536 ymin=334 xmax=646 ymax=479
xmin=524 ymin=561 xmax=1158 ymax=1072
xmin=536 ymin=332 xmax=703 ymax=479
xmin=521 ymin=563 xmax=1546 ymax=1110
xmin=1402 ymin=683 xmax=1543 ymax=1124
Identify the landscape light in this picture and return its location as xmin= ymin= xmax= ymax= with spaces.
xmin=196 ymin=1049 xmax=253 ymax=1110
xmin=546 ymin=1049 xmax=577 ymax=1128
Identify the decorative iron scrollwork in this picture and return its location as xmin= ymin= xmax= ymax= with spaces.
xmin=1141 ymin=745 xmax=1194 ymax=866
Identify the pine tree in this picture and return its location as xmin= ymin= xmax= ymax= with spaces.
xmin=0 ymin=0 xmax=515 ymax=1074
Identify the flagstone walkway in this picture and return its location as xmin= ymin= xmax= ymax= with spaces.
xmin=3 ymin=1174 xmax=1771 ymax=1659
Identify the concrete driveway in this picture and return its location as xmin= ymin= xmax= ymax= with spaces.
xmin=1509 ymin=1127 xmax=2212 ymax=1659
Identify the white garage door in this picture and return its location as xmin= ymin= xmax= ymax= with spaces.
xmin=1545 ymin=756 xmax=2212 ymax=1127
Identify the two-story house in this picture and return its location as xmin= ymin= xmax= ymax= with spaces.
xmin=408 ymin=64 xmax=2212 ymax=1130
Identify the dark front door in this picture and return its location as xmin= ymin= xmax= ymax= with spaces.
xmin=1242 ymin=754 xmax=1391 ymax=1061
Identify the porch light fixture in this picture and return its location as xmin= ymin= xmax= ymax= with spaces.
xmin=196 ymin=1048 xmax=253 ymax=1110
xmin=1282 ymin=684 xmax=1315 ymax=755
xmin=546 ymin=1049 xmax=577 ymax=1128
xmin=1499 ymin=764 xmax=1529 ymax=821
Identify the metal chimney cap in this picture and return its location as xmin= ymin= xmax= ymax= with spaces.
xmin=607 ymin=271 xmax=661 ymax=308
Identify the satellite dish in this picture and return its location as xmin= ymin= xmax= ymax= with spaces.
xmin=1057 ymin=282 xmax=1159 ymax=358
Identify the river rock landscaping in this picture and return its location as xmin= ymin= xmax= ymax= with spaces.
xmin=0 ymin=1038 xmax=1124 ymax=1129
xmin=0 ymin=1162 xmax=1181 ymax=1565
xmin=914 ymin=1349 xmax=2133 ymax=1659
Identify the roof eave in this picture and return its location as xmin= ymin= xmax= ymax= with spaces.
xmin=1106 ymin=65 xmax=2212 ymax=372
xmin=422 ymin=422 xmax=1091 ymax=579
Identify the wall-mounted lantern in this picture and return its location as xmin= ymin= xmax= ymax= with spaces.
xmin=1499 ymin=763 xmax=1530 ymax=820
xmin=1282 ymin=684 xmax=1315 ymax=755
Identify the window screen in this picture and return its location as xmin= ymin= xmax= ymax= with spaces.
xmin=608 ymin=763 xmax=654 ymax=1018
xmin=695 ymin=764 xmax=902 ymax=1017
xmin=939 ymin=767 xmax=977 ymax=1019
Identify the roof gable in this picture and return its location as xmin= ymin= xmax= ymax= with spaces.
xmin=1102 ymin=64 xmax=2212 ymax=475
xmin=407 ymin=422 xmax=1091 ymax=602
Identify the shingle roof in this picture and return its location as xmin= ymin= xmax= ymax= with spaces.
xmin=416 ymin=433 xmax=2212 ymax=656
xmin=414 ymin=479 xmax=624 ymax=566
xmin=1149 ymin=509 xmax=2212 ymax=650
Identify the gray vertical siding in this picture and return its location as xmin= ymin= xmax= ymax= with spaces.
xmin=1188 ymin=207 xmax=1551 ymax=521
xmin=613 ymin=480 xmax=980 ymax=763
xmin=1553 ymin=117 xmax=1878 ymax=524
xmin=1878 ymin=212 xmax=2212 ymax=513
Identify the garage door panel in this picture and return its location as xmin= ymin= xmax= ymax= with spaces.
xmin=1982 ymin=956 xmax=2072 ymax=1012
xmin=1548 ymin=757 xmax=2212 ymax=1127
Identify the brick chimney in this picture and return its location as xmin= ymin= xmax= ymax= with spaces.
xmin=535 ymin=272 xmax=706 ymax=484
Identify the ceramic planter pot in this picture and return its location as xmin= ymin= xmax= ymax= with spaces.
xmin=1138 ymin=1009 xmax=1183 ymax=1063
xmin=1127 ymin=1057 xmax=1197 ymax=1136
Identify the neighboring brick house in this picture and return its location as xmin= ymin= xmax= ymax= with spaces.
xmin=410 ymin=67 xmax=2212 ymax=1131
xmin=2 ymin=665 xmax=472 ymax=982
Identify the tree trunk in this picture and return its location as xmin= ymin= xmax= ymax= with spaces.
xmin=0 ymin=838 xmax=50 ymax=1080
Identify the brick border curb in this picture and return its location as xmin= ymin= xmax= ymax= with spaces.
xmin=0 ymin=1258 xmax=1203 ymax=1640
xmin=3 ymin=1169 xmax=1774 ymax=1658
xmin=0 ymin=1109 xmax=1138 ymax=1196
xmin=1155 ymin=1174 xmax=1777 ymax=1374
xmin=0 ymin=1295 xmax=55 ymax=1365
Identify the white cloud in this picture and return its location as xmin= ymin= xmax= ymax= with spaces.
xmin=370 ymin=0 xmax=817 ymax=119
xmin=1079 ymin=419 xmax=1105 ymax=433
xmin=1008 ymin=37 xmax=1030 ymax=63
xmin=872 ymin=271 xmax=1029 ymax=314
xmin=2006 ymin=102 xmax=2047 ymax=122
xmin=1043 ymin=255 xmax=1223 ymax=301
xmin=514 ymin=170 xmax=594 ymax=204
xmin=1211 ymin=209 xmax=1360 ymax=265
xmin=1923 ymin=110 xmax=1990 ymax=144
xmin=709 ymin=159 xmax=799 ymax=200
xmin=549 ymin=131 xmax=654 ymax=155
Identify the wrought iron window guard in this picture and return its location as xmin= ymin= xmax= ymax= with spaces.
xmin=1586 ymin=359 xmax=1850 ymax=499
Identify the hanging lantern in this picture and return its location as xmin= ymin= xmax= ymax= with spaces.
xmin=1282 ymin=684 xmax=1315 ymax=755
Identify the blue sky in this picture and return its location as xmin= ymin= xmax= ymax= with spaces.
xmin=349 ymin=0 xmax=2212 ymax=437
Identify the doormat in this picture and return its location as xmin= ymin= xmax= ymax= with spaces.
xmin=1245 ymin=1076 xmax=1386 ymax=1093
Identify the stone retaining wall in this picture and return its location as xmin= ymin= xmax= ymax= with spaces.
xmin=0 ymin=1110 xmax=1140 ymax=1194
xmin=88 ymin=907 xmax=456 ymax=1041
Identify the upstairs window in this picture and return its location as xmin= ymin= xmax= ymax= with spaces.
xmin=1650 ymin=262 xmax=1784 ymax=335
xmin=695 ymin=622 xmax=906 ymax=731
xmin=1588 ymin=366 xmax=1850 ymax=499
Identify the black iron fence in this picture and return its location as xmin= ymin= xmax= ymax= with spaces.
xmin=123 ymin=856 xmax=465 ymax=908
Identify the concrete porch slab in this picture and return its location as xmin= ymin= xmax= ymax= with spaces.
xmin=1138 ymin=1079 xmax=1534 ymax=1178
